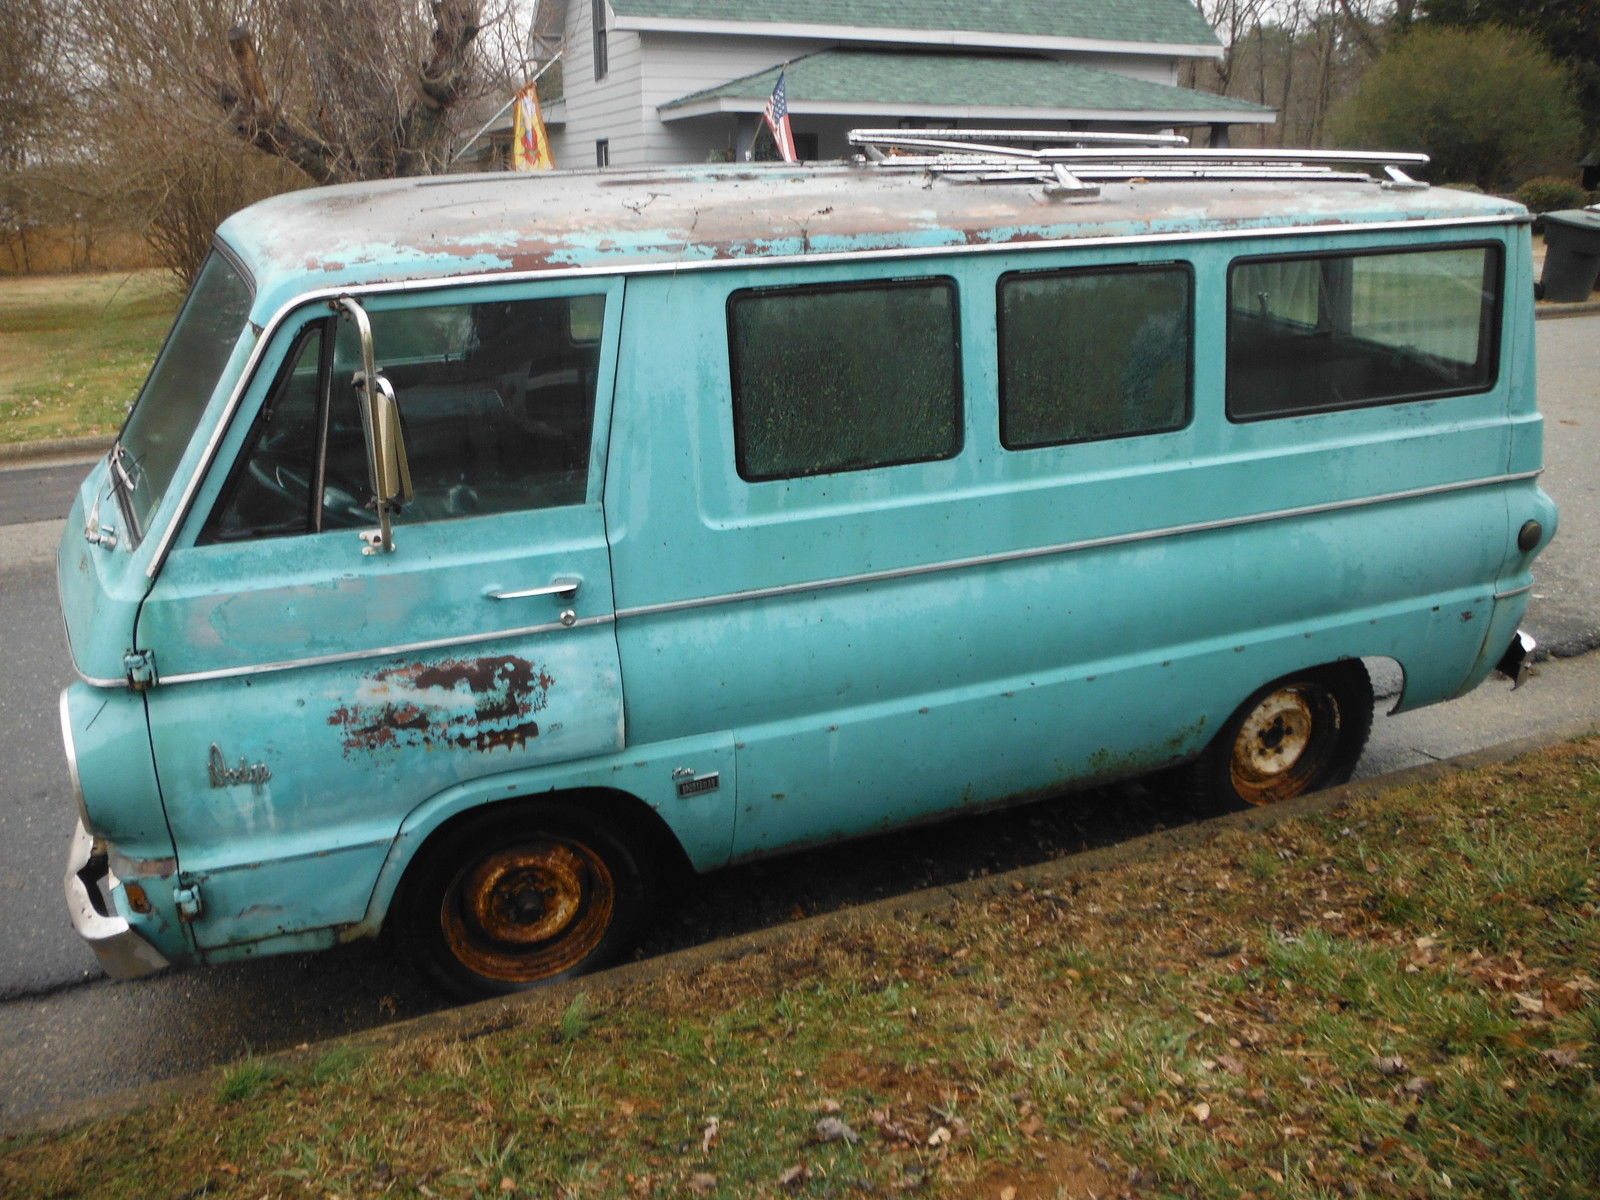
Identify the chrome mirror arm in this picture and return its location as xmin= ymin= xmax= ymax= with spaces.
xmin=332 ymin=296 xmax=398 ymax=555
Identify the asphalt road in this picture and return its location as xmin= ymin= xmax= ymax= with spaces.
xmin=0 ymin=461 xmax=83 ymax=527
xmin=0 ymin=313 xmax=1594 ymax=1129
xmin=1526 ymin=312 xmax=1600 ymax=657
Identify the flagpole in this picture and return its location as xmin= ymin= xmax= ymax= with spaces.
xmin=450 ymin=52 xmax=565 ymax=168
xmin=760 ymin=61 xmax=797 ymax=164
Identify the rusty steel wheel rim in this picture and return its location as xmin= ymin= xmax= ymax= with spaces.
xmin=442 ymin=838 xmax=616 ymax=982
xmin=1228 ymin=685 xmax=1327 ymax=805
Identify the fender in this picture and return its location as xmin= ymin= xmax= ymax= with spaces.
xmin=350 ymin=730 xmax=737 ymax=938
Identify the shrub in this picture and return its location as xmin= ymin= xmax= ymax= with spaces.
xmin=1332 ymin=25 xmax=1581 ymax=190
xmin=1516 ymin=175 xmax=1589 ymax=213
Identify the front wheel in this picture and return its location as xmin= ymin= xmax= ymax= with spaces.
xmin=393 ymin=802 xmax=651 ymax=1000
xmin=1181 ymin=661 xmax=1373 ymax=811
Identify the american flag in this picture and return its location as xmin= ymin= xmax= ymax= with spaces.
xmin=763 ymin=68 xmax=798 ymax=163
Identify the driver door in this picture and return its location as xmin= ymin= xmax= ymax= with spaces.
xmin=137 ymin=279 xmax=626 ymax=954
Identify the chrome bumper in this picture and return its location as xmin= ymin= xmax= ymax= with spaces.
xmin=1496 ymin=629 xmax=1537 ymax=690
xmin=64 ymin=820 xmax=170 ymax=980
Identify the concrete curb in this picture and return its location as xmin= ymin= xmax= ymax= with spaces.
xmin=13 ymin=714 xmax=1599 ymax=1140
xmin=0 ymin=435 xmax=112 ymax=468
xmin=1537 ymin=298 xmax=1600 ymax=320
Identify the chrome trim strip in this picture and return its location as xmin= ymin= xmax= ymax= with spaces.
xmin=617 ymin=471 xmax=1544 ymax=621
xmin=157 ymin=612 xmax=616 ymax=686
xmin=59 ymin=689 xmax=90 ymax=829
xmin=1494 ymin=583 xmax=1534 ymax=600
xmin=74 ymin=670 xmax=129 ymax=689
xmin=146 ymin=213 xmax=1520 ymax=579
xmin=150 ymin=470 xmax=1540 ymax=681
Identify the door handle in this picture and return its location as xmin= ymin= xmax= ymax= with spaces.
xmin=485 ymin=577 xmax=581 ymax=602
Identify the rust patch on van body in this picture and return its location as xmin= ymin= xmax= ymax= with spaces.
xmin=329 ymin=655 xmax=554 ymax=756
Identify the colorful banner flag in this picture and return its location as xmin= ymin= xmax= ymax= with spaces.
xmin=513 ymin=81 xmax=555 ymax=170
xmin=763 ymin=69 xmax=797 ymax=163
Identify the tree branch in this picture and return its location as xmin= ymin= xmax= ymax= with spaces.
xmin=219 ymin=23 xmax=346 ymax=184
xmin=1331 ymin=0 xmax=1385 ymax=58
xmin=395 ymin=0 xmax=483 ymax=175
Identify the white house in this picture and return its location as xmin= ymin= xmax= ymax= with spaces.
xmin=542 ymin=0 xmax=1274 ymax=168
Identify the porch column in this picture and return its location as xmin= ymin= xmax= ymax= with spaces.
xmin=736 ymin=114 xmax=761 ymax=162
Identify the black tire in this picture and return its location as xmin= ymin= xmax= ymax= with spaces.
xmin=1180 ymin=660 xmax=1373 ymax=812
xmin=393 ymin=801 xmax=651 ymax=1001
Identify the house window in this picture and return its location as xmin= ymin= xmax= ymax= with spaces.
xmin=998 ymin=263 xmax=1192 ymax=449
xmin=592 ymin=0 xmax=608 ymax=80
xmin=728 ymin=278 xmax=963 ymax=481
xmin=595 ymin=139 xmax=610 ymax=168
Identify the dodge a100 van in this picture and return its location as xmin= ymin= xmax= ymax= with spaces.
xmin=61 ymin=133 xmax=1555 ymax=997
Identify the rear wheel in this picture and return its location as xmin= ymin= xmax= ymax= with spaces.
xmin=1181 ymin=661 xmax=1373 ymax=812
xmin=394 ymin=802 xmax=650 ymax=1000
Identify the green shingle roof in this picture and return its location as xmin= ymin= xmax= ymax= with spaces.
xmin=663 ymin=50 xmax=1272 ymax=116
xmin=612 ymin=0 xmax=1220 ymax=47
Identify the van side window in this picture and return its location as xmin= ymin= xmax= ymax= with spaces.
xmin=998 ymin=264 xmax=1191 ymax=449
xmin=1227 ymin=245 xmax=1499 ymax=420
xmin=204 ymin=294 xmax=604 ymax=541
xmin=728 ymin=279 xmax=962 ymax=481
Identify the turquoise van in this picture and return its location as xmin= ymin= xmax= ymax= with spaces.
xmin=61 ymin=136 xmax=1555 ymax=997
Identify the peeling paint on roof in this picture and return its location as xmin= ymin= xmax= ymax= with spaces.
xmin=216 ymin=162 xmax=1526 ymax=320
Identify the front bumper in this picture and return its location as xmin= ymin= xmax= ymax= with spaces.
xmin=64 ymin=820 xmax=171 ymax=980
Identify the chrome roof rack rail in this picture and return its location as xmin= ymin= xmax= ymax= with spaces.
xmin=847 ymin=130 xmax=1431 ymax=198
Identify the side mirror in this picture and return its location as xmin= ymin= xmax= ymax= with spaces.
xmin=333 ymin=297 xmax=412 ymax=554
xmin=364 ymin=373 xmax=413 ymax=508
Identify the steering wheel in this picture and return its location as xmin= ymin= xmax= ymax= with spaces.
xmin=244 ymin=449 xmax=370 ymax=527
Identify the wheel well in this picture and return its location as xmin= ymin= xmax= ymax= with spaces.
xmin=383 ymin=787 xmax=694 ymax=932
xmin=1360 ymin=654 xmax=1406 ymax=713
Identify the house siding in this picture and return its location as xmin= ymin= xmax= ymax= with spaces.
xmin=1069 ymin=53 xmax=1177 ymax=85
xmin=551 ymin=2 xmax=1238 ymax=168
xmin=551 ymin=2 xmax=651 ymax=167
xmin=640 ymin=32 xmax=824 ymax=163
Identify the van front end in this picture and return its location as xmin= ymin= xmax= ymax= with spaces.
xmin=59 ymin=683 xmax=190 ymax=979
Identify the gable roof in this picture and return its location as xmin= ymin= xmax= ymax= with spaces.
xmin=610 ymin=0 xmax=1223 ymax=56
xmin=662 ymin=50 xmax=1273 ymax=124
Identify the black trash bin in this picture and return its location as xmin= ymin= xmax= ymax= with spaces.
xmin=1540 ymin=207 xmax=1600 ymax=302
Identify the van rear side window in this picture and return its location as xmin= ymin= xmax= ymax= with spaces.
xmin=1227 ymin=244 xmax=1500 ymax=420
xmin=998 ymin=263 xmax=1192 ymax=449
xmin=728 ymin=278 xmax=962 ymax=481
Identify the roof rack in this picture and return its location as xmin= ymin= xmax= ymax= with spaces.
xmin=847 ymin=130 xmax=1430 ymax=198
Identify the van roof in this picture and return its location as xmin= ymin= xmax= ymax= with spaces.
xmin=218 ymin=159 xmax=1527 ymax=317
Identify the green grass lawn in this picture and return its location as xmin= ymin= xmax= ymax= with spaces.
xmin=0 ymin=271 xmax=180 ymax=444
xmin=2 ymin=736 xmax=1595 ymax=1199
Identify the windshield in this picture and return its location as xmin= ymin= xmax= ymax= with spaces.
xmin=116 ymin=248 xmax=254 ymax=539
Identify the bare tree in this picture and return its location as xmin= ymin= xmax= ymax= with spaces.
xmin=0 ymin=0 xmax=73 ymax=171
xmin=1188 ymin=0 xmax=1402 ymax=148
xmin=75 ymin=0 xmax=518 ymax=185
xmin=1183 ymin=0 xmax=1273 ymax=94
